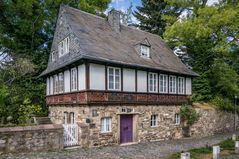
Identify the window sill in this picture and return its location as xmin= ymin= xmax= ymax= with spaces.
xmin=100 ymin=132 xmax=113 ymax=135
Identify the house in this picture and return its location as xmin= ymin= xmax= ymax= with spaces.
xmin=40 ymin=5 xmax=198 ymax=147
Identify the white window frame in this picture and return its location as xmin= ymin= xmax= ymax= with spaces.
xmin=150 ymin=114 xmax=158 ymax=127
xmin=140 ymin=45 xmax=150 ymax=58
xmin=107 ymin=67 xmax=121 ymax=91
xmin=51 ymin=51 xmax=56 ymax=62
xmin=178 ymin=77 xmax=185 ymax=94
xmin=169 ymin=75 xmax=176 ymax=94
xmin=53 ymin=75 xmax=59 ymax=94
xmin=101 ymin=117 xmax=112 ymax=133
xmin=175 ymin=113 xmax=180 ymax=125
xmin=58 ymin=37 xmax=69 ymax=57
xmin=159 ymin=74 xmax=168 ymax=93
xmin=58 ymin=73 xmax=64 ymax=93
xmin=148 ymin=72 xmax=158 ymax=93
xmin=71 ymin=68 xmax=77 ymax=91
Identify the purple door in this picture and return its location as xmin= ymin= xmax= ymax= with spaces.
xmin=120 ymin=115 xmax=133 ymax=143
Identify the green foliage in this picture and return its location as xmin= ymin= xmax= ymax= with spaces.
xmin=211 ymin=96 xmax=234 ymax=112
xmin=134 ymin=0 xmax=183 ymax=37
xmin=180 ymin=105 xmax=200 ymax=127
xmin=17 ymin=98 xmax=42 ymax=124
xmin=164 ymin=3 xmax=239 ymax=105
xmin=0 ymin=0 xmax=110 ymax=125
xmin=220 ymin=139 xmax=234 ymax=150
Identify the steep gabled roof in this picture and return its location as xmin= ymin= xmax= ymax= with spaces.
xmin=41 ymin=5 xmax=198 ymax=77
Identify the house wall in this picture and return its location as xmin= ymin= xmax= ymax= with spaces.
xmin=78 ymin=64 xmax=86 ymax=90
xmin=49 ymin=104 xmax=239 ymax=148
xmin=137 ymin=70 xmax=147 ymax=92
xmin=90 ymin=63 xmax=105 ymax=90
xmin=123 ymin=68 xmax=135 ymax=92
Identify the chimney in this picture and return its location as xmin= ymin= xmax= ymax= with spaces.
xmin=108 ymin=9 xmax=121 ymax=32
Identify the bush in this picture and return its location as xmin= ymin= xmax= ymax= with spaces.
xmin=180 ymin=104 xmax=200 ymax=127
xmin=18 ymin=98 xmax=42 ymax=124
xmin=211 ymin=96 xmax=234 ymax=112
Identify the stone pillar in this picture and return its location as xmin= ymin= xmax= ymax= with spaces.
xmin=235 ymin=141 xmax=239 ymax=154
xmin=181 ymin=152 xmax=190 ymax=159
xmin=213 ymin=146 xmax=220 ymax=159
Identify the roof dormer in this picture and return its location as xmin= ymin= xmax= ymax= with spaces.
xmin=136 ymin=38 xmax=151 ymax=58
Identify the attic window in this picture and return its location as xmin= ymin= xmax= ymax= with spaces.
xmin=58 ymin=37 xmax=69 ymax=57
xmin=140 ymin=45 xmax=150 ymax=58
xmin=51 ymin=51 xmax=56 ymax=62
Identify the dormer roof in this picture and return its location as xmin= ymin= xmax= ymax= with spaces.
xmin=41 ymin=5 xmax=198 ymax=77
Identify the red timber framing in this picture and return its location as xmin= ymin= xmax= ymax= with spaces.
xmin=46 ymin=90 xmax=190 ymax=106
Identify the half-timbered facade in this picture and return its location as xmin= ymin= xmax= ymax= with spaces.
xmin=41 ymin=5 xmax=198 ymax=147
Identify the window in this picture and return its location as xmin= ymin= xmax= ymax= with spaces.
xmin=178 ymin=77 xmax=185 ymax=94
xmin=169 ymin=75 xmax=176 ymax=94
xmin=160 ymin=74 xmax=168 ymax=93
xmin=51 ymin=51 xmax=56 ymax=62
xmin=58 ymin=37 xmax=69 ymax=57
xmin=101 ymin=117 xmax=111 ymax=133
xmin=53 ymin=75 xmax=58 ymax=94
xmin=148 ymin=72 xmax=157 ymax=92
xmin=71 ymin=68 xmax=77 ymax=91
xmin=150 ymin=114 xmax=158 ymax=127
xmin=108 ymin=67 xmax=121 ymax=90
xmin=59 ymin=73 xmax=64 ymax=93
xmin=175 ymin=114 xmax=180 ymax=125
xmin=64 ymin=112 xmax=75 ymax=124
xmin=140 ymin=45 xmax=150 ymax=58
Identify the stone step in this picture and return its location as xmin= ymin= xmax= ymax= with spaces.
xmin=33 ymin=117 xmax=52 ymax=125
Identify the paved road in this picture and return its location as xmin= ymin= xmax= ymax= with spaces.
xmin=1 ymin=132 xmax=239 ymax=159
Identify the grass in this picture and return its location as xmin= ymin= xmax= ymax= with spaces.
xmin=166 ymin=138 xmax=237 ymax=159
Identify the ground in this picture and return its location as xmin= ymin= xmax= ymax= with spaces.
xmin=1 ymin=132 xmax=239 ymax=159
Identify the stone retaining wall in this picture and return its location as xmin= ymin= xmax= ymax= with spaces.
xmin=0 ymin=124 xmax=63 ymax=154
xmin=191 ymin=106 xmax=239 ymax=137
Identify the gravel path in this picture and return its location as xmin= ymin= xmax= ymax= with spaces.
xmin=1 ymin=131 xmax=239 ymax=159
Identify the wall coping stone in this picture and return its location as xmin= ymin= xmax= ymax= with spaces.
xmin=0 ymin=124 xmax=63 ymax=133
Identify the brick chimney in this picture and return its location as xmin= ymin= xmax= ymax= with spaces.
xmin=108 ymin=9 xmax=121 ymax=32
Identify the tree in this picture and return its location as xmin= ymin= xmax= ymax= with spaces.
xmin=0 ymin=0 xmax=110 ymax=124
xmin=164 ymin=3 xmax=239 ymax=104
xmin=134 ymin=0 xmax=184 ymax=37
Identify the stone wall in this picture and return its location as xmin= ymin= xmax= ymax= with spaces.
xmin=0 ymin=124 xmax=63 ymax=154
xmin=190 ymin=105 xmax=239 ymax=137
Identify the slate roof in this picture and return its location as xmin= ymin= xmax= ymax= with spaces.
xmin=41 ymin=5 xmax=198 ymax=77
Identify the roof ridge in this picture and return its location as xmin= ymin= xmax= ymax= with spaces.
xmin=62 ymin=5 xmax=105 ymax=20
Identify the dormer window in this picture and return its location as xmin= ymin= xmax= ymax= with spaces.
xmin=51 ymin=51 xmax=56 ymax=62
xmin=58 ymin=37 xmax=69 ymax=57
xmin=140 ymin=45 xmax=150 ymax=58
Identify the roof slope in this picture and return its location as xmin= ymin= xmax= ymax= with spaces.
xmin=41 ymin=6 xmax=198 ymax=77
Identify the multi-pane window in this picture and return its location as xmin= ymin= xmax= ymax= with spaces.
xmin=101 ymin=117 xmax=111 ymax=133
xmin=159 ymin=74 xmax=168 ymax=93
xmin=64 ymin=112 xmax=75 ymax=124
xmin=108 ymin=67 xmax=121 ymax=90
xmin=175 ymin=113 xmax=180 ymax=125
xmin=53 ymin=75 xmax=58 ymax=94
xmin=59 ymin=73 xmax=64 ymax=93
xmin=149 ymin=72 xmax=157 ymax=92
xmin=140 ymin=45 xmax=150 ymax=58
xmin=178 ymin=77 xmax=185 ymax=94
xmin=58 ymin=37 xmax=69 ymax=57
xmin=71 ymin=68 xmax=77 ymax=91
xmin=150 ymin=114 xmax=158 ymax=127
xmin=169 ymin=76 xmax=176 ymax=94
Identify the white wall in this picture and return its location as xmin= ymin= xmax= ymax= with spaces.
xmin=186 ymin=77 xmax=192 ymax=95
xmin=78 ymin=64 xmax=86 ymax=90
xmin=123 ymin=68 xmax=135 ymax=92
xmin=50 ymin=76 xmax=54 ymax=95
xmin=64 ymin=70 xmax=70 ymax=92
xmin=90 ymin=63 xmax=105 ymax=90
xmin=137 ymin=70 xmax=147 ymax=92
xmin=46 ymin=78 xmax=49 ymax=95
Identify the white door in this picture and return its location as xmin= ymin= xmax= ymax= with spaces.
xmin=63 ymin=112 xmax=78 ymax=147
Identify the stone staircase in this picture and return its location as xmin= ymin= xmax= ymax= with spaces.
xmin=33 ymin=117 xmax=52 ymax=125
